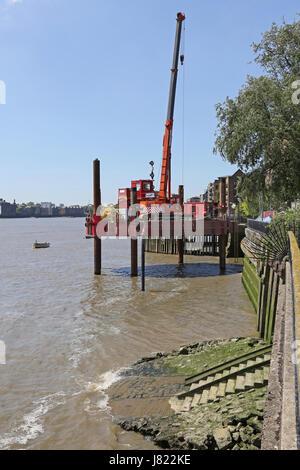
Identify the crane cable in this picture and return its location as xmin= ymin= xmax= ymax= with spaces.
xmin=180 ymin=21 xmax=185 ymax=186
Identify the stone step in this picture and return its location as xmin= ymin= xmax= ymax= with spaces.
xmin=191 ymin=393 xmax=202 ymax=408
xmin=229 ymin=365 xmax=240 ymax=374
xmin=192 ymin=379 xmax=206 ymax=391
xmin=244 ymin=371 xmax=254 ymax=389
xmin=205 ymin=375 xmax=215 ymax=384
xmin=200 ymin=388 xmax=210 ymax=405
xmin=171 ymin=363 xmax=271 ymax=413
xmin=254 ymin=367 xmax=264 ymax=386
xmin=185 ymin=345 xmax=272 ymax=387
xmin=225 ymin=378 xmax=236 ymax=394
xmin=216 ymin=381 xmax=227 ymax=398
xmin=222 ymin=368 xmax=231 ymax=377
xmin=255 ymin=355 xmax=265 ymax=364
xmin=181 ymin=396 xmax=193 ymax=412
xmin=207 ymin=384 xmax=219 ymax=402
xmin=239 ymin=361 xmax=247 ymax=370
xmin=211 ymin=372 xmax=223 ymax=382
xmin=190 ymin=382 xmax=200 ymax=391
xmin=235 ymin=373 xmax=245 ymax=392
xmin=263 ymin=365 xmax=270 ymax=382
xmin=246 ymin=359 xmax=256 ymax=368
xmin=169 ymin=397 xmax=182 ymax=413
xmin=172 ymin=348 xmax=272 ymax=411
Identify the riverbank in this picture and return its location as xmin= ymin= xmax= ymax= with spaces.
xmin=108 ymin=337 xmax=268 ymax=450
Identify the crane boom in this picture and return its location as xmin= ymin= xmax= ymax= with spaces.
xmin=158 ymin=12 xmax=185 ymax=203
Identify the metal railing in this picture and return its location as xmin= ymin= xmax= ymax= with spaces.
xmin=247 ymin=218 xmax=270 ymax=234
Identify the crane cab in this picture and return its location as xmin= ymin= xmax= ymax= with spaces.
xmin=131 ymin=180 xmax=156 ymax=202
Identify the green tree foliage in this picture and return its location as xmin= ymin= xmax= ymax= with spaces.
xmin=214 ymin=17 xmax=300 ymax=209
xmin=271 ymin=206 xmax=300 ymax=244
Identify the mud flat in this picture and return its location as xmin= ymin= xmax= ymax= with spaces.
xmin=107 ymin=338 xmax=268 ymax=450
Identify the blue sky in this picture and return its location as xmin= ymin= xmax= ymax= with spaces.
xmin=0 ymin=0 xmax=299 ymax=205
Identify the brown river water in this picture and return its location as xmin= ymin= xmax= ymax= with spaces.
xmin=0 ymin=218 xmax=257 ymax=450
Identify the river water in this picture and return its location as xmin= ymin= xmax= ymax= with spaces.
xmin=0 ymin=218 xmax=257 ymax=450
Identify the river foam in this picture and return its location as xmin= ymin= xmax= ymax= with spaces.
xmin=84 ymin=368 xmax=127 ymax=414
xmin=0 ymin=392 xmax=66 ymax=449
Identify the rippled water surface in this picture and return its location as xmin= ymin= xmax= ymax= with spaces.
xmin=0 ymin=218 xmax=257 ymax=449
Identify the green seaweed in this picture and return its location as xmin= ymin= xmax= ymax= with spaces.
xmin=161 ymin=338 xmax=266 ymax=376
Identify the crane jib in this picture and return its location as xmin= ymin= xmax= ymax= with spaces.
xmin=158 ymin=12 xmax=185 ymax=202
xmin=167 ymin=13 xmax=185 ymax=122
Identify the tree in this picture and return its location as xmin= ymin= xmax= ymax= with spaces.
xmin=271 ymin=206 xmax=300 ymax=245
xmin=214 ymin=17 xmax=300 ymax=210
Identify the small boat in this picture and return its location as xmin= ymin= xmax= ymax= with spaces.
xmin=32 ymin=241 xmax=50 ymax=249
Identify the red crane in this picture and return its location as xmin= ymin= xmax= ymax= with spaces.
xmin=86 ymin=13 xmax=186 ymax=239
xmin=158 ymin=12 xmax=185 ymax=204
xmin=119 ymin=12 xmax=185 ymax=210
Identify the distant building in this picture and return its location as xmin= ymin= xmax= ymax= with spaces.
xmin=225 ymin=169 xmax=244 ymax=216
xmin=60 ymin=205 xmax=85 ymax=217
xmin=201 ymin=169 xmax=244 ymax=218
xmin=0 ymin=199 xmax=17 ymax=217
xmin=206 ymin=182 xmax=215 ymax=203
xmin=213 ymin=169 xmax=244 ymax=217
xmin=186 ymin=196 xmax=201 ymax=203
xmin=40 ymin=202 xmax=54 ymax=216
xmin=2 ymin=200 xmax=90 ymax=218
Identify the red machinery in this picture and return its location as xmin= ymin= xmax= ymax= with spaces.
xmin=118 ymin=12 xmax=186 ymax=211
xmin=184 ymin=201 xmax=219 ymax=219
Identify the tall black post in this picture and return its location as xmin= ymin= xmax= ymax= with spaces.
xmin=93 ymin=159 xmax=101 ymax=275
xmin=178 ymin=184 xmax=184 ymax=265
xmin=141 ymin=239 xmax=145 ymax=291
xmin=130 ymin=187 xmax=138 ymax=277
xmin=219 ymin=233 xmax=226 ymax=272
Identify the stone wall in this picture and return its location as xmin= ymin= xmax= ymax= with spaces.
xmin=261 ymin=232 xmax=300 ymax=449
xmin=241 ymin=228 xmax=300 ymax=449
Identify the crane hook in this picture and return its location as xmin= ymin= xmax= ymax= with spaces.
xmin=180 ymin=54 xmax=184 ymax=65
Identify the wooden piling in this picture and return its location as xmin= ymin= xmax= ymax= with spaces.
xmin=234 ymin=220 xmax=239 ymax=260
xmin=178 ymin=185 xmax=184 ymax=265
xmin=93 ymin=158 xmax=101 ymax=275
xmin=141 ymin=238 xmax=145 ymax=291
xmin=219 ymin=233 xmax=226 ymax=271
xmin=130 ymin=187 xmax=138 ymax=277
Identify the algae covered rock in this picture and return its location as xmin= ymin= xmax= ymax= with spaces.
xmin=213 ymin=427 xmax=233 ymax=450
xmin=111 ymin=337 xmax=268 ymax=451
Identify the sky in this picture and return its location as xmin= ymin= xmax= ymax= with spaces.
xmin=0 ymin=0 xmax=299 ymax=205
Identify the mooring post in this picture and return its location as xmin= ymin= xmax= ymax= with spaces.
xmin=219 ymin=233 xmax=226 ymax=271
xmin=93 ymin=158 xmax=101 ymax=275
xmin=130 ymin=187 xmax=138 ymax=277
xmin=178 ymin=185 xmax=184 ymax=265
xmin=234 ymin=219 xmax=239 ymax=261
xmin=141 ymin=238 xmax=145 ymax=291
